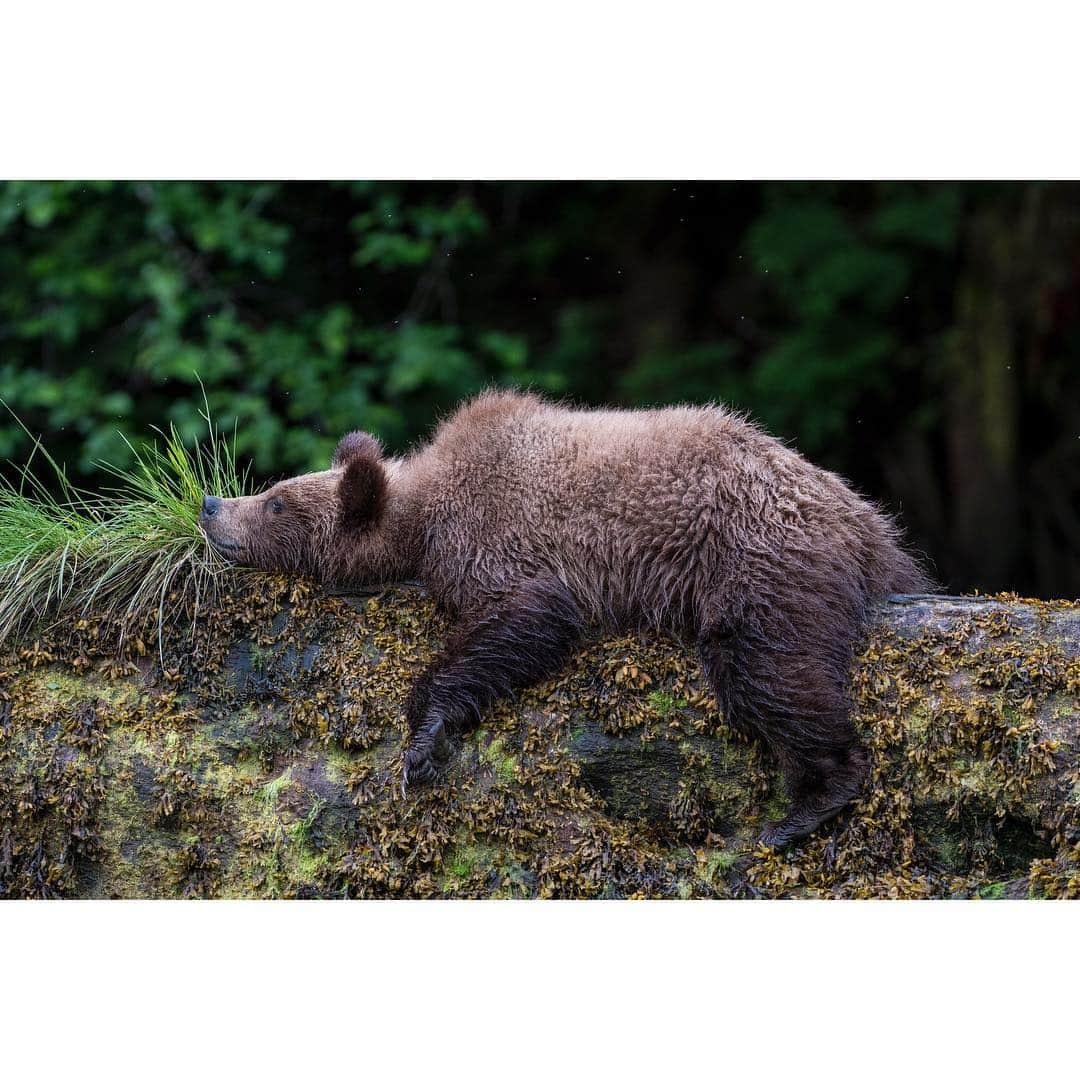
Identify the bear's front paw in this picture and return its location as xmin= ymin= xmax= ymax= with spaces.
xmin=401 ymin=719 xmax=453 ymax=795
xmin=402 ymin=744 xmax=440 ymax=792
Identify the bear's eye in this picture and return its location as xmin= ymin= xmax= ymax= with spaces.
xmin=268 ymin=496 xmax=285 ymax=515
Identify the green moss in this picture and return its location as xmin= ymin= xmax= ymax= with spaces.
xmin=290 ymin=796 xmax=326 ymax=845
xmin=707 ymin=849 xmax=739 ymax=875
xmin=478 ymin=735 xmax=506 ymax=764
xmin=440 ymin=840 xmax=500 ymax=894
xmin=477 ymin=734 xmax=519 ymax=785
xmin=39 ymin=669 xmax=135 ymax=704
xmin=248 ymin=643 xmax=272 ymax=672
xmin=646 ymin=691 xmax=693 ymax=718
xmin=649 ymin=691 xmax=675 ymax=716
xmin=259 ymin=767 xmax=293 ymax=806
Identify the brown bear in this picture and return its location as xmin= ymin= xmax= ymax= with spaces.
xmin=199 ymin=389 xmax=932 ymax=845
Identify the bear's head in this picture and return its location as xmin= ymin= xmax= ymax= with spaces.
xmin=199 ymin=431 xmax=393 ymax=582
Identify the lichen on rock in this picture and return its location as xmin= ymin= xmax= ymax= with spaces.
xmin=1 ymin=579 xmax=1077 ymax=899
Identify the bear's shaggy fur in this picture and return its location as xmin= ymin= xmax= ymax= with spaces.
xmin=200 ymin=390 xmax=932 ymax=845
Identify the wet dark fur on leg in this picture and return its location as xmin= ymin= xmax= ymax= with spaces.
xmin=698 ymin=585 xmax=872 ymax=846
xmin=402 ymin=576 xmax=585 ymax=788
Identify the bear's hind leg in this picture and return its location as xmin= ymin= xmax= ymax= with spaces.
xmin=697 ymin=611 xmax=869 ymax=847
xmin=758 ymin=743 xmax=868 ymax=847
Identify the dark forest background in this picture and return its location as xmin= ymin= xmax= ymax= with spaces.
xmin=0 ymin=181 xmax=1077 ymax=598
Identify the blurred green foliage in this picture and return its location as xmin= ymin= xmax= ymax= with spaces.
xmin=1 ymin=181 xmax=1077 ymax=596
xmin=0 ymin=180 xmax=553 ymax=474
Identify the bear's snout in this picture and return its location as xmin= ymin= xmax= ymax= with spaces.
xmin=199 ymin=495 xmax=244 ymax=557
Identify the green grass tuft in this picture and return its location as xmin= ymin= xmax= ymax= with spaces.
xmin=0 ymin=401 xmax=250 ymax=657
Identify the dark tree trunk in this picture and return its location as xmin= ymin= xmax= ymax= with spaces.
xmin=946 ymin=203 xmax=1023 ymax=591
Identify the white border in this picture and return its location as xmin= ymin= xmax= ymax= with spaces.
xmin=2 ymin=2 xmax=1079 ymax=178
xmin=1 ymin=900 xmax=1077 ymax=1075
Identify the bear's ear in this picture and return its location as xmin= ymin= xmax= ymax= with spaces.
xmin=337 ymin=438 xmax=388 ymax=532
xmin=332 ymin=430 xmax=382 ymax=470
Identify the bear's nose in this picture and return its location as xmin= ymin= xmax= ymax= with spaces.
xmin=200 ymin=495 xmax=223 ymax=520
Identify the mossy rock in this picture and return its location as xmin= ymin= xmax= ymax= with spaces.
xmin=1 ymin=580 xmax=1078 ymax=898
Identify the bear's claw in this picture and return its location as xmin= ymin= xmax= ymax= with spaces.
xmin=401 ymin=728 xmax=452 ymax=795
xmin=401 ymin=747 xmax=440 ymax=792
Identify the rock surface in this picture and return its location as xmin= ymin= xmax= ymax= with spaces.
xmin=1 ymin=578 xmax=1077 ymax=898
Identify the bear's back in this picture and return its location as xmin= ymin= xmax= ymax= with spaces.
xmin=411 ymin=390 xmax=924 ymax=626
